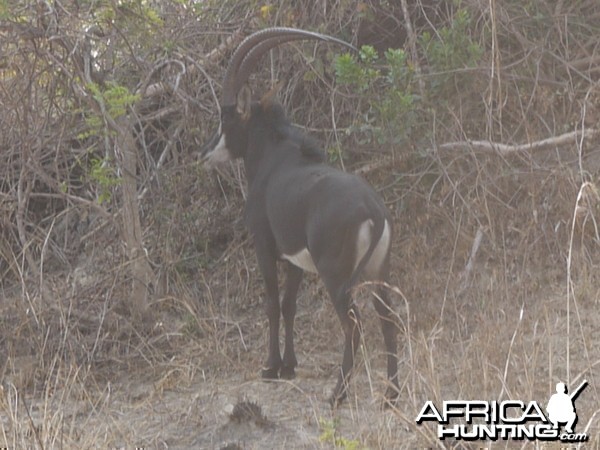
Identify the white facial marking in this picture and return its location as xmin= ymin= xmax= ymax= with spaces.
xmin=282 ymin=248 xmax=318 ymax=273
xmin=204 ymin=132 xmax=231 ymax=168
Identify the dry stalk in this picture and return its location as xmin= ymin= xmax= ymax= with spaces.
xmin=566 ymin=181 xmax=599 ymax=387
xmin=487 ymin=0 xmax=503 ymax=139
xmin=497 ymin=304 xmax=524 ymax=402
xmin=458 ymin=225 xmax=484 ymax=292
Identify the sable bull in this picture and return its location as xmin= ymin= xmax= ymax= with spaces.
xmin=202 ymin=27 xmax=399 ymax=406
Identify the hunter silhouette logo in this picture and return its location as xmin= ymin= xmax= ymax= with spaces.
xmin=415 ymin=379 xmax=589 ymax=442
xmin=546 ymin=380 xmax=587 ymax=434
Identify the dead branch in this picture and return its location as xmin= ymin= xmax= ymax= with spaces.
xmin=434 ymin=128 xmax=600 ymax=156
xmin=202 ymin=27 xmax=250 ymax=64
xmin=400 ymin=0 xmax=425 ymax=98
xmin=138 ymin=26 xmax=251 ymax=99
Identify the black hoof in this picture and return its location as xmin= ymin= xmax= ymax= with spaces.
xmin=279 ymin=365 xmax=296 ymax=379
xmin=261 ymin=367 xmax=280 ymax=379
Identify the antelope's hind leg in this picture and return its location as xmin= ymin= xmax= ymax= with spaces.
xmin=330 ymin=294 xmax=362 ymax=407
xmin=372 ymin=284 xmax=399 ymax=407
xmin=321 ymin=276 xmax=362 ymax=407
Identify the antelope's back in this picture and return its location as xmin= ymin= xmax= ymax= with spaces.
xmin=265 ymin=163 xmax=390 ymax=261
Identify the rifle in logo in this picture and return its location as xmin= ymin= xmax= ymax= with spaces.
xmin=570 ymin=379 xmax=588 ymax=401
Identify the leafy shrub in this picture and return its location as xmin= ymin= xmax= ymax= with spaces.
xmin=335 ymin=46 xmax=418 ymax=149
xmin=419 ymin=8 xmax=483 ymax=96
xmin=333 ymin=8 xmax=482 ymax=152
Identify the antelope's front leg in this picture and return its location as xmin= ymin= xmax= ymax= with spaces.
xmin=280 ymin=263 xmax=303 ymax=379
xmin=255 ymin=243 xmax=282 ymax=379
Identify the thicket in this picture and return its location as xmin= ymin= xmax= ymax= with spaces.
xmin=1 ymin=0 xmax=599 ymax=352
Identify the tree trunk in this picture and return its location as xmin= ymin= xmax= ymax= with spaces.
xmin=115 ymin=115 xmax=154 ymax=322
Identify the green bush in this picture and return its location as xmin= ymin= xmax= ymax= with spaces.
xmin=333 ymin=8 xmax=482 ymax=151
xmin=419 ymin=8 xmax=483 ymax=96
xmin=335 ymin=46 xmax=418 ymax=148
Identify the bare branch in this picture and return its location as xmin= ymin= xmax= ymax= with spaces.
xmin=434 ymin=128 xmax=600 ymax=155
xmin=137 ymin=27 xmax=250 ymax=100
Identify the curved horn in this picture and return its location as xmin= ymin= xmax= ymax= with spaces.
xmin=221 ymin=27 xmax=357 ymax=105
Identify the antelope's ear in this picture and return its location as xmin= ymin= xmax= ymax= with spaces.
xmin=236 ymin=85 xmax=252 ymax=121
xmin=260 ymin=80 xmax=284 ymax=110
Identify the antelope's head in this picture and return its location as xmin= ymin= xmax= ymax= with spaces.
xmin=201 ymin=27 xmax=356 ymax=168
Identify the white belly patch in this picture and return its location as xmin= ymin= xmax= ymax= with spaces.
xmin=282 ymin=248 xmax=318 ymax=273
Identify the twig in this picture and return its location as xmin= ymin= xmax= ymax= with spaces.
xmin=488 ymin=0 xmax=503 ymax=138
xmin=203 ymin=28 xmax=249 ymax=65
xmin=400 ymin=0 xmax=425 ymax=98
xmin=20 ymin=387 xmax=45 ymax=450
xmin=353 ymin=157 xmax=394 ymax=175
xmin=458 ymin=226 xmax=485 ymax=291
xmin=139 ymin=27 xmax=251 ymax=100
xmin=498 ymin=304 xmax=524 ymax=401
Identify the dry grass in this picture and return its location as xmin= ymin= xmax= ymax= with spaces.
xmin=3 ymin=151 xmax=600 ymax=449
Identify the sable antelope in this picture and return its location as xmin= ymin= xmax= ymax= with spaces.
xmin=202 ymin=27 xmax=399 ymax=406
